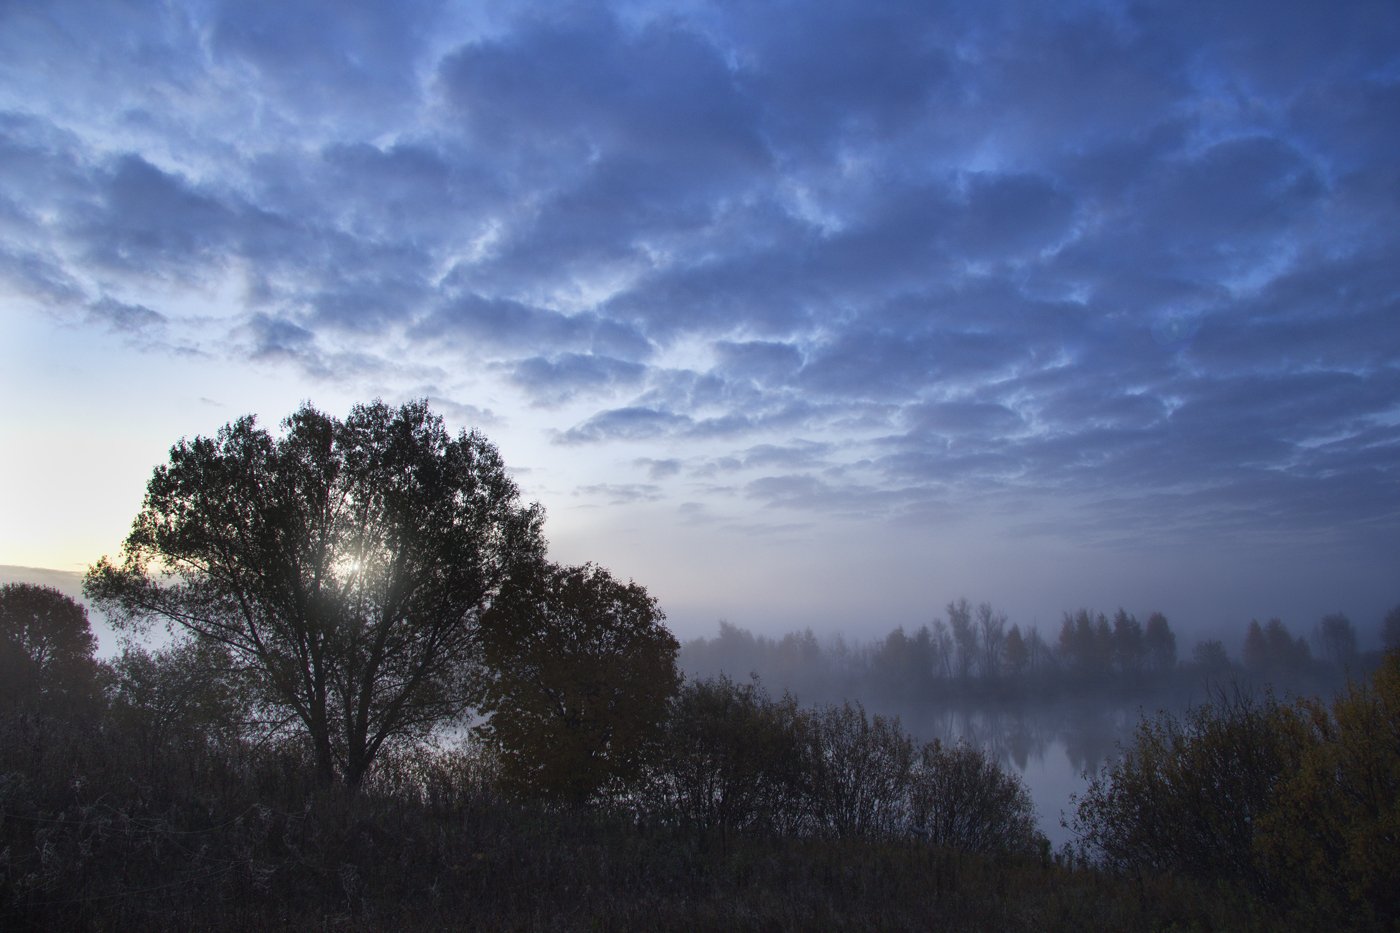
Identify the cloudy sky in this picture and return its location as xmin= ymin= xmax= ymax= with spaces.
xmin=2 ymin=0 xmax=1397 ymax=644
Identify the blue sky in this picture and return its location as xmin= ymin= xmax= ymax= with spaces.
xmin=2 ymin=0 xmax=1397 ymax=644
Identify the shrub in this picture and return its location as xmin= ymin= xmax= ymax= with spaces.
xmin=1068 ymin=689 xmax=1304 ymax=892
xmin=910 ymin=740 xmax=1042 ymax=856
xmin=805 ymin=701 xmax=913 ymax=839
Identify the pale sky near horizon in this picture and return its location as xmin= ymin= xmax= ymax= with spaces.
xmin=2 ymin=0 xmax=1398 ymax=645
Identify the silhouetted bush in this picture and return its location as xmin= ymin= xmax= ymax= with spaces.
xmin=805 ymin=700 xmax=913 ymax=839
xmin=639 ymin=676 xmax=811 ymax=836
xmin=1071 ymin=653 xmax=1400 ymax=930
xmin=1069 ymin=689 xmax=1302 ymax=891
xmin=910 ymin=740 xmax=1042 ymax=857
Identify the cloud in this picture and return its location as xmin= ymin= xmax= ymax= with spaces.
xmin=743 ymin=472 xmax=933 ymax=520
xmin=2 ymin=0 xmax=1397 ymax=585
xmin=956 ymin=172 xmax=1077 ymax=260
xmin=904 ymin=401 xmax=1025 ymax=437
xmin=438 ymin=7 xmax=766 ymax=176
xmin=0 ymin=247 xmax=86 ymax=307
xmin=635 ymin=458 xmax=683 ymax=480
xmin=78 ymin=155 xmax=239 ymax=274
xmin=414 ymin=293 xmax=653 ymax=360
xmin=574 ymin=483 xmax=664 ymax=506
xmin=508 ymin=352 xmax=647 ymax=406
xmin=209 ymin=0 xmax=442 ymax=129
xmin=713 ymin=340 xmax=805 ymax=384
xmin=243 ymin=312 xmax=318 ymax=364
xmin=556 ymin=406 xmax=691 ymax=445
xmin=86 ymin=297 xmax=166 ymax=334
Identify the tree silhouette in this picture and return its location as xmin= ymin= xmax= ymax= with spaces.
xmin=1314 ymin=612 xmax=1357 ymax=670
xmin=1384 ymin=605 xmax=1400 ymax=652
xmin=910 ymin=740 xmax=1040 ymax=855
xmin=86 ymin=399 xmax=545 ymax=788
xmin=474 ymin=561 xmax=679 ymax=805
xmin=1144 ymin=612 xmax=1177 ymax=672
xmin=0 ymin=583 xmax=100 ymax=712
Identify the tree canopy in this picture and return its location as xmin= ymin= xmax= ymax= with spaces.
xmin=85 ymin=399 xmax=546 ymax=787
xmin=474 ymin=561 xmax=679 ymax=804
xmin=0 ymin=583 xmax=100 ymax=712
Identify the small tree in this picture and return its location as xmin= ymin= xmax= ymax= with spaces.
xmin=1069 ymin=690 xmax=1303 ymax=892
xmin=108 ymin=637 xmax=254 ymax=754
xmin=474 ymin=562 xmax=679 ymax=805
xmin=643 ymin=676 xmax=809 ymax=836
xmin=1144 ymin=612 xmax=1177 ymax=672
xmin=977 ymin=602 xmax=1007 ymax=681
xmin=1059 ymin=609 xmax=1113 ymax=678
xmin=0 ymin=583 xmax=100 ymax=713
xmin=1384 ymin=605 xmax=1400 ymax=652
xmin=1314 ymin=612 xmax=1358 ymax=670
xmin=805 ymin=701 xmax=913 ymax=839
xmin=86 ymin=399 xmax=545 ymax=788
xmin=1112 ymin=609 xmax=1145 ymax=675
xmin=1003 ymin=624 xmax=1030 ymax=677
xmin=1256 ymin=651 xmax=1400 ymax=929
xmin=1191 ymin=639 xmax=1232 ymax=678
xmin=947 ymin=598 xmax=978 ymax=680
xmin=909 ymin=740 xmax=1041 ymax=856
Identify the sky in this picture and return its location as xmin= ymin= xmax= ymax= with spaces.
xmin=1 ymin=0 xmax=1398 ymax=647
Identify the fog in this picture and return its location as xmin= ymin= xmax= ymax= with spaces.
xmin=679 ymin=609 xmax=1375 ymax=846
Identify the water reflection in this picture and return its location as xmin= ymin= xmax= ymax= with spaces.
xmin=859 ymin=696 xmax=1196 ymax=846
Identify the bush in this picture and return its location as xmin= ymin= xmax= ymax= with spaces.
xmin=909 ymin=740 xmax=1042 ymax=856
xmin=1072 ymin=656 xmax=1400 ymax=927
xmin=805 ymin=701 xmax=913 ymax=839
xmin=1255 ymin=653 xmax=1400 ymax=931
xmin=1068 ymin=689 xmax=1304 ymax=891
xmin=640 ymin=676 xmax=810 ymax=836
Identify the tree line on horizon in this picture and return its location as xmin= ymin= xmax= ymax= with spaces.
xmin=681 ymin=600 xmax=1395 ymax=707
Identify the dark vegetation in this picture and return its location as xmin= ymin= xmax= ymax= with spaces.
xmin=1070 ymin=653 xmax=1400 ymax=932
xmin=2 ymin=400 xmax=1396 ymax=930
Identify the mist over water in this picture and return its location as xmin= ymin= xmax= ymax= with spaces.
xmin=679 ymin=615 xmax=1367 ymax=847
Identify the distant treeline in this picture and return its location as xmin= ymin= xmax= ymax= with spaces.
xmin=681 ymin=601 xmax=1397 ymax=706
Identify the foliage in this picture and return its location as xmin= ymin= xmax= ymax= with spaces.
xmin=641 ymin=676 xmax=811 ymax=836
xmin=0 ymin=614 xmax=1315 ymax=933
xmin=947 ymin=598 xmax=978 ymax=679
xmin=1069 ymin=689 xmax=1303 ymax=892
xmin=1144 ymin=611 xmax=1177 ymax=672
xmin=805 ymin=701 xmax=913 ymax=839
xmin=1057 ymin=610 xmax=1114 ymax=678
xmin=1313 ymin=611 xmax=1358 ymax=670
xmin=1190 ymin=639 xmax=1232 ymax=677
xmin=1242 ymin=617 xmax=1312 ymax=675
xmin=1074 ymin=654 xmax=1400 ymax=927
xmin=107 ymin=637 xmax=256 ymax=754
xmin=473 ymin=561 xmax=679 ymax=805
xmin=909 ymin=740 xmax=1042 ymax=856
xmin=1384 ymin=604 xmax=1400 ymax=652
xmin=1255 ymin=652 xmax=1400 ymax=931
xmin=0 ymin=694 xmax=1229 ymax=933
xmin=85 ymin=399 xmax=546 ymax=787
xmin=0 ymin=583 xmax=101 ymax=714
xmin=1003 ymin=624 xmax=1029 ymax=676
xmin=681 ymin=608 xmax=1221 ymax=707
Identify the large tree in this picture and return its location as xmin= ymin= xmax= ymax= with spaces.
xmin=86 ymin=399 xmax=545 ymax=787
xmin=474 ymin=562 xmax=679 ymax=805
